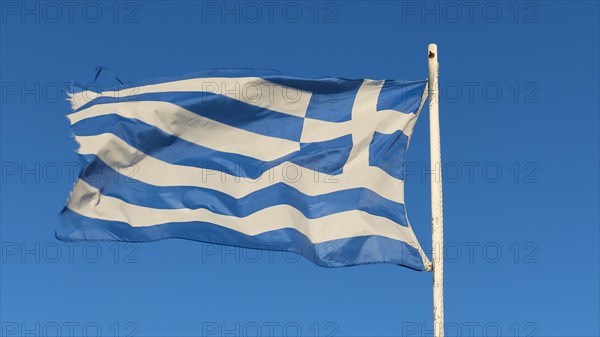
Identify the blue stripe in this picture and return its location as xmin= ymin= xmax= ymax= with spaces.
xmin=75 ymin=91 xmax=305 ymax=142
xmin=369 ymin=130 xmax=409 ymax=181
xmin=377 ymin=80 xmax=427 ymax=114
xmin=72 ymin=114 xmax=351 ymax=178
xmin=57 ymin=209 xmax=424 ymax=270
xmin=74 ymin=73 xmax=426 ymax=123
xmin=79 ymin=156 xmax=409 ymax=226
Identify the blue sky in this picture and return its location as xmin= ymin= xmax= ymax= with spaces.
xmin=1 ymin=1 xmax=599 ymax=336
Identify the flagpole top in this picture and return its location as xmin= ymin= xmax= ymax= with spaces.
xmin=428 ymin=44 xmax=438 ymax=60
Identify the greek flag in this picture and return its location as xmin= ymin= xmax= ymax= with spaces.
xmin=59 ymin=69 xmax=430 ymax=270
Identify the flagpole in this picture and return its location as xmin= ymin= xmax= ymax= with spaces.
xmin=428 ymin=43 xmax=444 ymax=337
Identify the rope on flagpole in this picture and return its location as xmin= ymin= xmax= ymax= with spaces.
xmin=428 ymin=43 xmax=445 ymax=337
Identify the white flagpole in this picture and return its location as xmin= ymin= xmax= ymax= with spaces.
xmin=428 ymin=43 xmax=445 ymax=337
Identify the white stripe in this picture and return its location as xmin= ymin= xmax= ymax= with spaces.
xmin=68 ymin=77 xmax=312 ymax=118
xmin=300 ymin=111 xmax=417 ymax=143
xmin=67 ymin=179 xmax=421 ymax=248
xmin=68 ymin=101 xmax=300 ymax=162
xmin=75 ymin=133 xmax=406 ymax=204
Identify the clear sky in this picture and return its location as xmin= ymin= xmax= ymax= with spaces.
xmin=1 ymin=1 xmax=599 ymax=336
